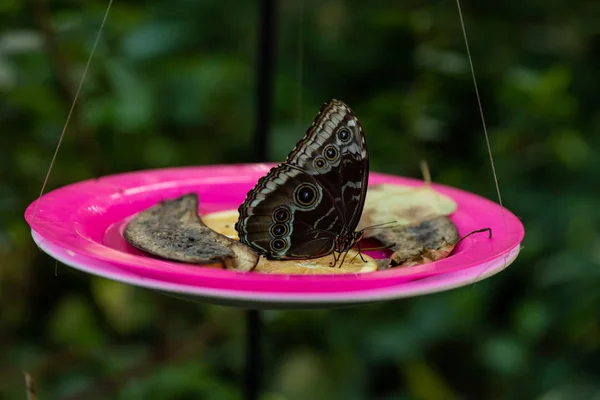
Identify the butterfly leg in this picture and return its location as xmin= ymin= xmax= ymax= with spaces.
xmin=330 ymin=251 xmax=340 ymax=268
xmin=356 ymin=241 xmax=367 ymax=263
xmin=338 ymin=250 xmax=351 ymax=268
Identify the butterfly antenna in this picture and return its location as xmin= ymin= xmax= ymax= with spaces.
xmin=453 ymin=227 xmax=492 ymax=250
xmin=358 ymin=243 xmax=396 ymax=252
xmin=349 ymin=251 xmax=361 ymax=265
xmin=361 ymin=221 xmax=398 ymax=231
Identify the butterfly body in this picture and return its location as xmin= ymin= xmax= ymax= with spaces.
xmin=235 ymin=99 xmax=369 ymax=264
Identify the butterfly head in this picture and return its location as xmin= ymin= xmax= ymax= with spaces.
xmin=334 ymin=230 xmax=364 ymax=254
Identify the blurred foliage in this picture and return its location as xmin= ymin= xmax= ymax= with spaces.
xmin=1 ymin=0 xmax=599 ymax=399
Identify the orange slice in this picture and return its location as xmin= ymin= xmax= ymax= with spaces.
xmin=201 ymin=209 xmax=378 ymax=274
xmin=201 ymin=209 xmax=240 ymax=240
xmin=254 ymin=250 xmax=377 ymax=275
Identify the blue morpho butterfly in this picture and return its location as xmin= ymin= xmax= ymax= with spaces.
xmin=235 ymin=99 xmax=369 ymax=267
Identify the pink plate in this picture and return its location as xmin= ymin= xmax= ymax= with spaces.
xmin=31 ymin=230 xmax=519 ymax=309
xmin=25 ymin=163 xmax=524 ymax=308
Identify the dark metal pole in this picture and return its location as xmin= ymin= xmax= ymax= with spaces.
xmin=244 ymin=309 xmax=262 ymax=400
xmin=245 ymin=1 xmax=276 ymax=400
xmin=253 ymin=0 xmax=276 ymax=162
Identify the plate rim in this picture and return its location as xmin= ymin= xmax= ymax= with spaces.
xmin=25 ymin=163 xmax=525 ymax=292
xmin=32 ymin=230 xmax=520 ymax=307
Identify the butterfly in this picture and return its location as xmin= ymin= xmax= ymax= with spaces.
xmin=235 ymin=99 xmax=369 ymax=267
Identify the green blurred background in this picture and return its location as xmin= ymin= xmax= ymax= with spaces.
xmin=1 ymin=0 xmax=599 ymax=399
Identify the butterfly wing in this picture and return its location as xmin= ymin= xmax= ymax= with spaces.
xmin=235 ymin=99 xmax=369 ymax=260
xmin=286 ymin=99 xmax=369 ymax=234
xmin=235 ymin=163 xmax=339 ymax=259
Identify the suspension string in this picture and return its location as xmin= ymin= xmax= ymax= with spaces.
xmin=32 ymin=0 xmax=114 ymax=217
xmin=455 ymin=0 xmax=508 ymax=236
xmin=455 ymin=0 xmax=510 ymax=286
xmin=296 ymin=0 xmax=304 ymax=132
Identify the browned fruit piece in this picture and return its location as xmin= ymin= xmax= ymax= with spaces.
xmin=123 ymin=194 xmax=258 ymax=272
xmin=373 ymin=216 xmax=459 ymax=268
xmin=359 ymin=183 xmax=459 ymax=268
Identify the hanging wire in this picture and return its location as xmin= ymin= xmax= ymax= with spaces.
xmin=454 ymin=0 xmax=512 ymax=286
xmin=32 ymin=0 xmax=114 ymax=218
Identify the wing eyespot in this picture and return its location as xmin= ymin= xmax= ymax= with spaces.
xmin=270 ymin=238 xmax=286 ymax=251
xmin=338 ymin=128 xmax=351 ymax=141
xmin=314 ymin=157 xmax=327 ymax=170
xmin=270 ymin=223 xmax=287 ymax=237
xmin=273 ymin=207 xmax=290 ymax=223
xmin=324 ymin=145 xmax=338 ymax=161
xmin=294 ymin=184 xmax=318 ymax=206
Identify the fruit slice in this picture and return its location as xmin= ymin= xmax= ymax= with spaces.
xmin=374 ymin=216 xmax=459 ymax=268
xmin=201 ymin=209 xmax=240 ymax=240
xmin=254 ymin=250 xmax=377 ymax=275
xmin=201 ymin=209 xmax=378 ymax=274
xmin=359 ymin=184 xmax=457 ymax=229
xmin=358 ymin=182 xmax=460 ymax=269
